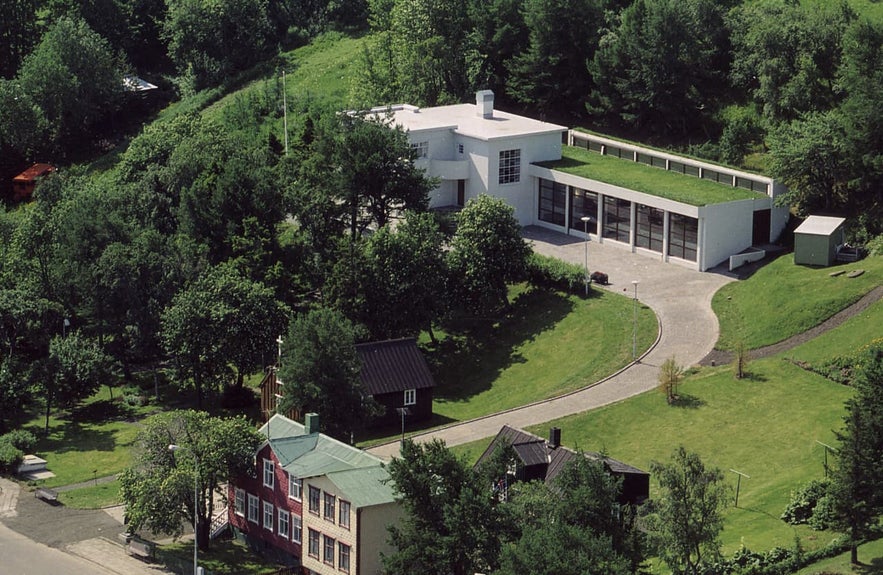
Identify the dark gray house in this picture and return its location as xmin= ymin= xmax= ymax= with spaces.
xmin=476 ymin=425 xmax=650 ymax=505
xmin=356 ymin=338 xmax=436 ymax=427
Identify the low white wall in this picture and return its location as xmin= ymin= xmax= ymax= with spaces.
xmin=729 ymin=249 xmax=765 ymax=272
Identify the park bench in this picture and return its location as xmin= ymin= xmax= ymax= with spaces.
xmin=126 ymin=538 xmax=156 ymax=561
xmin=34 ymin=487 xmax=58 ymax=502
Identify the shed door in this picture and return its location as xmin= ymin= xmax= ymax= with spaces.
xmin=752 ymin=209 xmax=771 ymax=246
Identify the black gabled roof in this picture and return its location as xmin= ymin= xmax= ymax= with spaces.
xmin=476 ymin=425 xmax=649 ymax=483
xmin=356 ymin=338 xmax=436 ymax=396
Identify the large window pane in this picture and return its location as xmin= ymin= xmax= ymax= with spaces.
xmin=635 ymin=204 xmax=664 ymax=253
xmin=603 ymin=197 xmax=631 ymax=243
xmin=570 ymin=187 xmax=598 ymax=234
xmin=538 ymin=179 xmax=566 ymax=226
xmin=668 ymin=213 xmax=698 ymax=262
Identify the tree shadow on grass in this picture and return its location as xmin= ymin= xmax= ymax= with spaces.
xmin=68 ymin=399 xmax=135 ymax=423
xmin=427 ymin=287 xmax=575 ymax=404
xmin=669 ymin=393 xmax=705 ymax=409
xmin=857 ymin=557 xmax=883 ymax=574
xmin=30 ymin=420 xmax=118 ymax=454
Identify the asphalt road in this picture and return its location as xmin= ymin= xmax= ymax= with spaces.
xmin=0 ymin=521 xmax=118 ymax=575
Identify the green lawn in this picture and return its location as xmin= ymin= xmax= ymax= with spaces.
xmin=796 ymin=537 xmax=883 ymax=574
xmin=58 ymin=478 xmax=123 ymax=509
xmin=714 ymin=253 xmax=883 ymax=350
xmin=455 ymin=359 xmax=849 ymax=558
xmin=426 ymin=285 xmax=656 ymax=423
xmin=159 ymin=539 xmax=281 ymax=575
xmin=538 ymin=146 xmax=764 ymax=206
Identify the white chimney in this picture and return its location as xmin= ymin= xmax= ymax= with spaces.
xmin=476 ymin=90 xmax=494 ymax=119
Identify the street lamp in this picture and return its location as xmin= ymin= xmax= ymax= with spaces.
xmin=169 ymin=444 xmax=199 ymax=575
xmin=396 ymin=407 xmax=411 ymax=450
xmin=631 ymin=280 xmax=639 ymax=361
xmin=580 ymin=216 xmax=592 ymax=296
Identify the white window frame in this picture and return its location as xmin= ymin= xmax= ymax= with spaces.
xmin=292 ymin=515 xmax=302 ymax=544
xmin=289 ymin=474 xmax=302 ymax=501
xmin=403 ymin=388 xmax=416 ymax=406
xmin=499 ymin=148 xmax=521 ymax=184
xmin=323 ymin=492 xmax=336 ymax=523
xmin=278 ymin=509 xmax=290 ymax=540
xmin=234 ymin=487 xmax=245 ymax=517
xmin=263 ymin=501 xmax=274 ymax=531
xmin=263 ymin=458 xmax=274 ymax=488
xmin=339 ymin=500 xmax=351 ymax=530
xmin=339 ymin=542 xmax=351 ymax=573
xmin=411 ymin=141 xmax=429 ymax=158
xmin=247 ymin=493 xmax=260 ymax=524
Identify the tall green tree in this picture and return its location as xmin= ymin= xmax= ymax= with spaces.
xmin=119 ymin=410 xmax=262 ymax=551
xmin=352 ymin=212 xmax=447 ymax=342
xmin=14 ymin=16 xmax=124 ymax=154
xmin=0 ymin=0 xmax=39 ymax=79
xmin=590 ymin=0 xmax=729 ymax=136
xmin=728 ymin=0 xmax=855 ymax=123
xmin=276 ymin=307 xmax=377 ymax=439
xmin=163 ymin=0 xmax=276 ymax=90
xmin=33 ymin=331 xmax=119 ymax=432
xmin=447 ymin=194 xmax=530 ymax=315
xmin=646 ymin=447 xmax=729 ymax=575
xmin=384 ymin=439 xmax=507 ymax=575
xmin=466 ymin=0 xmax=527 ymax=99
xmin=506 ymin=0 xmax=603 ymax=119
xmin=829 ymin=346 xmax=883 ymax=564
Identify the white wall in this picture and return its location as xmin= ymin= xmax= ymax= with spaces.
xmin=699 ymin=200 xmax=756 ymax=271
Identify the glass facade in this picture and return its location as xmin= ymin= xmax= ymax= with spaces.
xmin=669 ymin=213 xmax=698 ymax=261
xmin=538 ymin=179 xmax=567 ymax=226
xmin=602 ymin=197 xmax=631 ymax=243
xmin=635 ymin=204 xmax=664 ymax=253
xmin=570 ymin=187 xmax=598 ymax=234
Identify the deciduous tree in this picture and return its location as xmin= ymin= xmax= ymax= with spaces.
xmin=119 ymin=410 xmax=262 ymax=551
xmin=447 ymin=194 xmax=530 ymax=315
xmin=647 ymin=447 xmax=729 ymax=574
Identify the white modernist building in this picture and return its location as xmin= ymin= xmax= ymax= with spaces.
xmin=375 ymin=90 xmax=789 ymax=272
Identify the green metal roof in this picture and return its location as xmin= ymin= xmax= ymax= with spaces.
xmin=326 ymin=465 xmax=396 ymax=508
xmin=258 ymin=414 xmax=393 ymax=506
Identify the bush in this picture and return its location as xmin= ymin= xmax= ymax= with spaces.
xmin=526 ymin=253 xmax=587 ymax=295
xmin=781 ymin=478 xmax=830 ymax=525
xmin=866 ymin=234 xmax=883 ymax=257
xmin=808 ymin=494 xmax=836 ymax=531
xmin=1 ymin=429 xmax=36 ymax=452
xmin=0 ymin=441 xmax=24 ymax=474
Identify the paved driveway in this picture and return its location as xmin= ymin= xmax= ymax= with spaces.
xmin=368 ymin=226 xmax=735 ymax=459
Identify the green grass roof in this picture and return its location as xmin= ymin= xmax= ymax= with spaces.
xmin=537 ymin=146 xmax=766 ymax=206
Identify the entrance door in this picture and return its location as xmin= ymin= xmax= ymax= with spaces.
xmin=457 ymin=180 xmax=465 ymax=207
xmin=752 ymin=209 xmax=771 ymax=246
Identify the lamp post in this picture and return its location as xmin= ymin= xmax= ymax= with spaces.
xmin=396 ymin=407 xmax=411 ymax=450
xmin=580 ymin=216 xmax=592 ymax=296
xmin=631 ymin=280 xmax=639 ymax=361
xmin=169 ymin=444 xmax=198 ymax=575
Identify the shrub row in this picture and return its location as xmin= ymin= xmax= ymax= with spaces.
xmin=526 ymin=253 xmax=588 ymax=295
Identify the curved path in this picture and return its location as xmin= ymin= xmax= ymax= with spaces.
xmin=368 ymin=227 xmax=736 ymax=460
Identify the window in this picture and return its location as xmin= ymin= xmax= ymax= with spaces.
xmin=602 ymin=197 xmax=631 ymax=243
xmin=339 ymin=500 xmax=351 ymax=529
xmin=323 ymin=535 xmax=335 ymax=565
xmin=247 ymin=494 xmax=260 ymax=524
xmin=263 ymin=501 xmax=274 ymax=531
xmin=570 ymin=187 xmax=598 ymax=233
xmin=499 ymin=149 xmax=521 ymax=184
xmin=635 ymin=204 xmax=664 ymax=253
xmin=668 ymin=213 xmax=698 ymax=262
xmin=324 ymin=492 xmax=336 ymax=522
xmin=289 ymin=475 xmax=302 ymax=501
xmin=538 ymin=178 xmax=566 ymax=226
xmin=309 ymin=486 xmax=321 ymax=515
xmin=457 ymin=143 xmax=464 ymax=154
xmin=339 ymin=543 xmax=351 ymax=573
xmin=403 ymin=389 xmax=416 ymax=406
xmin=292 ymin=515 xmax=302 ymax=544
xmin=411 ymin=141 xmax=429 ymax=158
xmin=308 ymin=529 xmax=320 ymax=558
xmin=263 ymin=459 xmax=274 ymax=489
xmin=234 ymin=488 xmax=245 ymax=517
xmin=278 ymin=509 xmax=290 ymax=540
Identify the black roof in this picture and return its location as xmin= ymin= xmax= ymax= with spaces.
xmin=356 ymin=338 xmax=436 ymax=396
xmin=476 ymin=425 xmax=649 ymax=483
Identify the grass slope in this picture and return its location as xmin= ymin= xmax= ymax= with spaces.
xmin=714 ymin=253 xmax=883 ymax=350
xmin=426 ymin=285 xmax=657 ymax=423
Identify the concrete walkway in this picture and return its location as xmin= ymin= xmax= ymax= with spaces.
xmin=368 ymin=226 xmax=735 ymax=460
